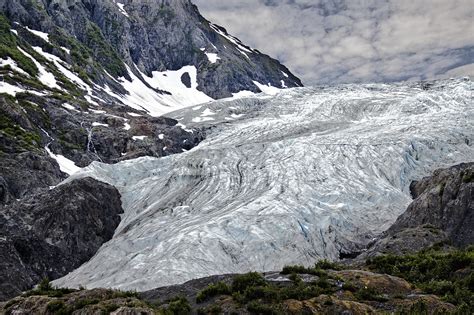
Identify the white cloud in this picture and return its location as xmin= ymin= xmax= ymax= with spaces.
xmin=193 ymin=0 xmax=474 ymax=85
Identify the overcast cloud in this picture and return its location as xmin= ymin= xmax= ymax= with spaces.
xmin=193 ymin=0 xmax=474 ymax=85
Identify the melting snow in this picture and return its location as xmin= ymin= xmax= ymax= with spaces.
xmin=200 ymin=108 xmax=216 ymax=116
xmin=127 ymin=112 xmax=142 ymax=117
xmin=0 ymin=82 xmax=25 ymax=96
xmin=231 ymin=90 xmax=256 ymax=99
xmin=132 ymin=136 xmax=147 ymax=141
xmin=0 ymin=57 xmax=28 ymax=76
xmin=91 ymin=109 xmax=106 ymax=114
xmin=92 ymin=122 xmax=109 ymax=127
xmin=253 ymin=81 xmax=282 ymax=95
xmin=192 ymin=116 xmax=215 ymax=123
xmin=18 ymin=47 xmax=60 ymax=89
xmin=62 ymin=103 xmax=78 ymax=111
xmin=45 ymin=146 xmax=80 ymax=175
xmin=25 ymin=26 xmax=50 ymax=42
xmin=210 ymin=24 xmax=252 ymax=59
xmin=205 ymin=53 xmax=221 ymax=64
xmin=114 ymin=1 xmax=130 ymax=17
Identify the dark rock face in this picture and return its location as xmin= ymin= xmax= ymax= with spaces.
xmin=354 ymin=163 xmax=473 ymax=261
xmin=389 ymin=163 xmax=473 ymax=247
xmin=0 ymin=177 xmax=124 ymax=301
xmin=0 ymin=0 xmax=302 ymax=98
xmin=0 ymin=152 xmax=65 ymax=202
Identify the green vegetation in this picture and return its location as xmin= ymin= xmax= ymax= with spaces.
xmin=163 ymin=296 xmax=192 ymax=315
xmin=280 ymin=258 xmax=342 ymax=276
xmin=461 ymin=169 xmax=473 ymax=183
xmin=85 ymin=23 xmax=126 ymax=78
xmin=0 ymin=14 xmax=39 ymax=76
xmin=196 ymin=282 xmax=231 ymax=303
xmin=367 ymin=246 xmax=474 ymax=309
xmin=0 ymin=103 xmax=42 ymax=152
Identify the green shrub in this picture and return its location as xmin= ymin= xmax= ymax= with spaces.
xmin=232 ymin=272 xmax=267 ymax=293
xmin=46 ymin=300 xmax=72 ymax=315
xmin=314 ymin=259 xmax=342 ymax=270
xmin=165 ymin=296 xmax=191 ymax=315
xmin=39 ymin=277 xmax=53 ymax=291
xmin=196 ymin=282 xmax=231 ymax=303
xmin=366 ymin=247 xmax=474 ymax=307
xmin=246 ymin=301 xmax=279 ymax=315
xmin=354 ymin=287 xmax=388 ymax=302
xmin=281 ymin=265 xmax=327 ymax=277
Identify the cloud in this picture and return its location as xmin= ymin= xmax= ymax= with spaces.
xmin=193 ymin=0 xmax=474 ymax=85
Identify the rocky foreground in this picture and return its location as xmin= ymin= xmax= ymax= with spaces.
xmin=1 ymin=163 xmax=472 ymax=314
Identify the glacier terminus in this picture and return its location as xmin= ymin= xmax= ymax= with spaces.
xmin=54 ymin=78 xmax=473 ymax=291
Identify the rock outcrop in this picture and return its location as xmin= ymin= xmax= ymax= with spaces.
xmin=356 ymin=163 xmax=473 ymax=260
xmin=389 ymin=162 xmax=473 ymax=247
xmin=0 ymin=177 xmax=123 ymax=301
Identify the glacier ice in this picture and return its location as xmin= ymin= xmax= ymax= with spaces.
xmin=54 ymin=79 xmax=474 ymax=291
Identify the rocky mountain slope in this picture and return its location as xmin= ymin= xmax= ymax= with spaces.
xmin=0 ymin=0 xmax=300 ymax=202
xmin=53 ymin=78 xmax=473 ymax=292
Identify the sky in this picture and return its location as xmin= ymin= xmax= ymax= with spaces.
xmin=193 ymin=0 xmax=474 ymax=85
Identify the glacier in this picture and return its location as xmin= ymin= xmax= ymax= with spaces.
xmin=54 ymin=79 xmax=473 ymax=291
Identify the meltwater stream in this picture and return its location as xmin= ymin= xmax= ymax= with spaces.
xmin=55 ymin=79 xmax=473 ymax=291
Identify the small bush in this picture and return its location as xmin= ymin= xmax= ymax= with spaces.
xmin=246 ymin=301 xmax=279 ymax=315
xmin=166 ymin=296 xmax=191 ymax=315
xmin=314 ymin=259 xmax=342 ymax=270
xmin=39 ymin=277 xmax=53 ymax=291
xmin=196 ymin=282 xmax=231 ymax=303
xmin=281 ymin=265 xmax=327 ymax=277
xmin=354 ymin=287 xmax=388 ymax=302
xmin=46 ymin=300 xmax=72 ymax=314
xmin=232 ymin=272 xmax=267 ymax=293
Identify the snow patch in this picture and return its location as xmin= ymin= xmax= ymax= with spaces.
xmin=132 ymin=136 xmax=147 ymax=141
xmin=253 ymin=81 xmax=281 ymax=95
xmin=0 ymin=57 xmax=28 ymax=76
xmin=62 ymin=103 xmax=78 ymax=111
xmin=200 ymin=108 xmax=216 ymax=117
xmin=0 ymin=81 xmax=25 ymax=96
xmin=114 ymin=1 xmax=130 ymax=17
xmin=205 ymin=53 xmax=221 ymax=64
xmin=92 ymin=122 xmax=109 ymax=127
xmin=158 ymin=134 xmax=164 ymax=140
xmin=45 ymin=146 xmax=80 ymax=175
xmin=18 ymin=47 xmax=60 ymax=89
xmin=25 ymin=26 xmax=50 ymax=42
xmin=192 ymin=116 xmax=215 ymax=123
xmin=210 ymin=24 xmax=252 ymax=59
xmin=127 ymin=112 xmax=142 ymax=117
